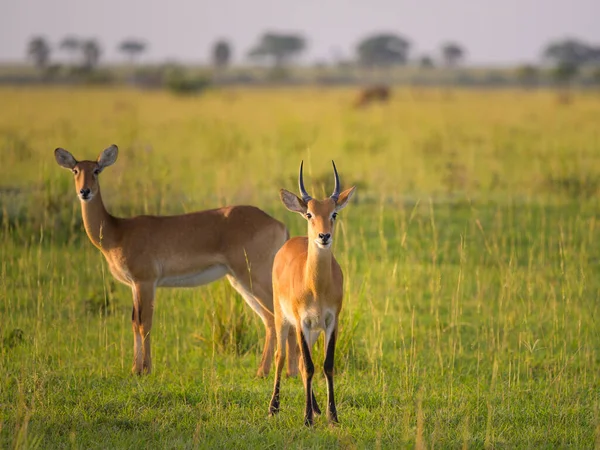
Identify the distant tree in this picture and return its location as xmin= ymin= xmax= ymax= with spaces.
xmin=27 ymin=36 xmax=51 ymax=70
xmin=60 ymin=36 xmax=81 ymax=66
xmin=247 ymin=32 xmax=306 ymax=67
xmin=551 ymin=61 xmax=579 ymax=104
xmin=590 ymin=47 xmax=600 ymax=65
xmin=81 ymin=39 xmax=102 ymax=71
xmin=551 ymin=61 xmax=578 ymax=85
xmin=543 ymin=39 xmax=594 ymax=67
xmin=118 ymin=39 xmax=147 ymax=64
xmin=212 ymin=39 xmax=232 ymax=70
xmin=441 ymin=42 xmax=465 ymax=67
xmin=591 ymin=67 xmax=600 ymax=87
xmin=418 ymin=55 xmax=434 ymax=69
xmin=356 ymin=33 xmax=411 ymax=67
xmin=515 ymin=64 xmax=539 ymax=88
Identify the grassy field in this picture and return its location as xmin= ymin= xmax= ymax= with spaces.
xmin=1 ymin=86 xmax=600 ymax=449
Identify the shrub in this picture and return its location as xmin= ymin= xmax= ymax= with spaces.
xmin=165 ymin=67 xmax=211 ymax=95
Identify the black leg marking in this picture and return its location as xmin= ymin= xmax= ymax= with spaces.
xmin=269 ymin=340 xmax=287 ymax=416
xmin=269 ymin=380 xmax=281 ymax=415
xmin=324 ymin=328 xmax=338 ymax=424
xmin=300 ymin=330 xmax=315 ymax=426
xmin=312 ymin=390 xmax=322 ymax=416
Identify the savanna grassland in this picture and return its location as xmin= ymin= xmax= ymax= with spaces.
xmin=1 ymin=86 xmax=600 ymax=449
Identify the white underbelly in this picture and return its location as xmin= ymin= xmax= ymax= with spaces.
xmin=157 ymin=264 xmax=228 ymax=288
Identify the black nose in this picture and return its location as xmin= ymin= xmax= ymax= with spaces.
xmin=80 ymin=188 xmax=91 ymax=196
xmin=319 ymin=233 xmax=331 ymax=242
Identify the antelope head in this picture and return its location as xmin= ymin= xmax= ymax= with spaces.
xmin=54 ymin=145 xmax=119 ymax=202
xmin=280 ymin=161 xmax=356 ymax=250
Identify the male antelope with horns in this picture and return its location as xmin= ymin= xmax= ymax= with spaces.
xmin=54 ymin=144 xmax=294 ymax=377
xmin=268 ymin=160 xmax=356 ymax=426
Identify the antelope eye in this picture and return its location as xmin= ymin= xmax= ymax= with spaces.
xmin=306 ymin=212 xmax=312 ymax=219
xmin=332 ymin=212 xmax=338 ymax=220
xmin=93 ymin=169 xmax=101 ymax=175
xmin=72 ymin=169 xmax=78 ymax=175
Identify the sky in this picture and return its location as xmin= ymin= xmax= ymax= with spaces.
xmin=1 ymin=0 xmax=599 ymax=66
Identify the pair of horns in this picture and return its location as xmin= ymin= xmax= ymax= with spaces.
xmin=298 ymin=160 xmax=340 ymax=203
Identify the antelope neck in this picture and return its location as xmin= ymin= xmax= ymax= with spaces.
xmin=304 ymin=240 xmax=333 ymax=292
xmin=80 ymin=188 xmax=116 ymax=250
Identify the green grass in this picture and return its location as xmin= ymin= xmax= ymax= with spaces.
xmin=1 ymin=86 xmax=600 ymax=448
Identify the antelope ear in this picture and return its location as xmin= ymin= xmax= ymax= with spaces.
xmin=280 ymin=189 xmax=308 ymax=214
xmin=97 ymin=144 xmax=118 ymax=170
xmin=54 ymin=148 xmax=77 ymax=169
xmin=335 ymin=186 xmax=356 ymax=211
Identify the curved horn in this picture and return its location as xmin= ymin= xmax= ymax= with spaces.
xmin=298 ymin=160 xmax=312 ymax=202
xmin=331 ymin=160 xmax=341 ymax=201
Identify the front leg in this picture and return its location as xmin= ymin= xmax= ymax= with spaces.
xmin=131 ymin=282 xmax=155 ymax=375
xmin=324 ymin=324 xmax=339 ymax=424
xmin=298 ymin=343 xmax=322 ymax=415
xmin=286 ymin=328 xmax=299 ymax=378
xmin=298 ymin=325 xmax=316 ymax=426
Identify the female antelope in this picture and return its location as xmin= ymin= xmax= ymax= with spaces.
xmin=268 ymin=161 xmax=356 ymax=426
xmin=54 ymin=145 xmax=293 ymax=377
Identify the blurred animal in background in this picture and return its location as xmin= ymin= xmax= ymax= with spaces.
xmin=354 ymin=85 xmax=391 ymax=108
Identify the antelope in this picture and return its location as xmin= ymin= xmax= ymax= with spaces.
xmin=268 ymin=161 xmax=356 ymax=426
xmin=54 ymin=144 xmax=295 ymax=377
xmin=354 ymin=85 xmax=391 ymax=108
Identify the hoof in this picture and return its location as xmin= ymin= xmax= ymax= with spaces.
xmin=256 ymin=369 xmax=269 ymax=378
xmin=328 ymin=413 xmax=339 ymax=425
xmin=312 ymin=399 xmax=321 ymax=416
xmin=268 ymin=403 xmax=280 ymax=416
xmin=131 ymin=365 xmax=151 ymax=375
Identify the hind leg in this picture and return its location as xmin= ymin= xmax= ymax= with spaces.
xmin=269 ymin=308 xmax=289 ymax=415
xmin=296 ymin=330 xmax=321 ymax=415
xmin=286 ymin=329 xmax=299 ymax=378
xmin=227 ymin=275 xmax=276 ymax=377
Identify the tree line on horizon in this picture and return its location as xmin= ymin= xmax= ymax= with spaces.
xmin=24 ymin=32 xmax=600 ymax=86
xmin=27 ymin=36 xmax=147 ymax=72
xmin=25 ymin=33 xmax=468 ymax=71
